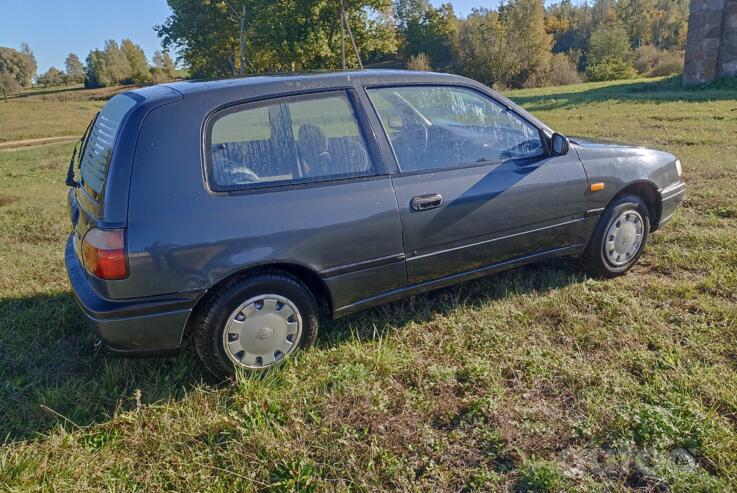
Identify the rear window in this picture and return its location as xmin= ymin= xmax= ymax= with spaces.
xmin=79 ymin=94 xmax=137 ymax=196
xmin=207 ymin=91 xmax=373 ymax=191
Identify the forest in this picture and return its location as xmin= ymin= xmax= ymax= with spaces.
xmin=158 ymin=0 xmax=689 ymax=88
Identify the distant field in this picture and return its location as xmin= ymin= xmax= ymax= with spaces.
xmin=1 ymin=78 xmax=736 ymax=491
xmin=0 ymin=84 xmax=141 ymax=143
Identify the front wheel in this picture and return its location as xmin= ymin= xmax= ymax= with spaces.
xmin=193 ymin=272 xmax=319 ymax=379
xmin=581 ymin=195 xmax=651 ymax=278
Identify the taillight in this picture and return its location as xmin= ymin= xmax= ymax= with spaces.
xmin=81 ymin=228 xmax=128 ymax=280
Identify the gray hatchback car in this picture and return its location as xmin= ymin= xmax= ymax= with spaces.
xmin=65 ymin=70 xmax=685 ymax=377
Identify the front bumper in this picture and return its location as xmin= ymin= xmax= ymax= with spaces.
xmin=65 ymin=235 xmax=201 ymax=355
xmin=657 ymin=180 xmax=686 ymax=229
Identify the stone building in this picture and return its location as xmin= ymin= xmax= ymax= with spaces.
xmin=684 ymin=0 xmax=737 ymax=84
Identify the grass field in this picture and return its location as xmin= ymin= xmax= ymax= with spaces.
xmin=1 ymin=76 xmax=736 ymax=492
xmin=0 ymin=85 xmax=140 ymax=143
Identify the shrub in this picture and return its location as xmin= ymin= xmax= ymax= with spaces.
xmin=635 ymin=45 xmax=684 ymax=77
xmin=407 ymin=52 xmax=431 ymax=71
xmin=526 ymin=52 xmax=582 ymax=87
xmin=586 ymin=57 xmax=638 ymax=82
xmin=649 ymin=52 xmax=684 ymax=77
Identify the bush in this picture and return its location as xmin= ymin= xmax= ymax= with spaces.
xmin=635 ymin=46 xmax=684 ymax=77
xmin=586 ymin=57 xmax=638 ymax=82
xmin=407 ymin=52 xmax=431 ymax=71
xmin=526 ymin=52 xmax=582 ymax=87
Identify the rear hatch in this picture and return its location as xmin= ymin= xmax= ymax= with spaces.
xmin=78 ymin=95 xmax=138 ymax=203
xmin=67 ymin=93 xmax=139 ymax=261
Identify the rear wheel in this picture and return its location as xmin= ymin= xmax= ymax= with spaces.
xmin=581 ymin=195 xmax=650 ymax=278
xmin=193 ymin=272 xmax=319 ymax=379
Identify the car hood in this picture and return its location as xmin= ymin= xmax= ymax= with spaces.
xmin=569 ymin=136 xmax=646 ymax=150
xmin=570 ymin=135 xmax=673 ymax=162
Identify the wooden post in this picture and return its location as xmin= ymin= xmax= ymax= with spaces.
xmin=340 ymin=0 xmax=346 ymax=69
xmin=342 ymin=6 xmax=363 ymax=69
xmin=239 ymin=4 xmax=246 ymax=75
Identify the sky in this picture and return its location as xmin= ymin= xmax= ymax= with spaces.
xmin=1 ymin=0 xmax=569 ymax=74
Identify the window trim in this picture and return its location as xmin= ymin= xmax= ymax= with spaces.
xmin=202 ymin=89 xmax=384 ymax=195
xmin=363 ymin=82 xmax=549 ymax=176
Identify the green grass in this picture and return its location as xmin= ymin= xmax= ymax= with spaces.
xmin=0 ymin=84 xmax=141 ymax=143
xmin=1 ymin=78 xmax=736 ymax=491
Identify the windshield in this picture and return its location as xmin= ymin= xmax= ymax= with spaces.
xmin=79 ymin=94 xmax=137 ymax=196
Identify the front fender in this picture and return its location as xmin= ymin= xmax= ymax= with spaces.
xmin=572 ymin=142 xmax=681 ymax=214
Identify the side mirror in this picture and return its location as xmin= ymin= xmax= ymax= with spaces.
xmin=551 ymin=133 xmax=570 ymax=156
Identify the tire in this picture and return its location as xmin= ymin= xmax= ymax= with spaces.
xmin=193 ymin=271 xmax=319 ymax=379
xmin=581 ymin=194 xmax=651 ymax=278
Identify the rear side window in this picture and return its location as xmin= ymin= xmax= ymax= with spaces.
xmin=208 ymin=92 xmax=373 ymax=191
xmin=79 ymin=94 xmax=137 ymax=195
xmin=366 ymin=86 xmax=543 ymax=172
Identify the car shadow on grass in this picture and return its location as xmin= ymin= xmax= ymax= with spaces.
xmin=0 ymin=258 xmax=584 ymax=442
xmin=0 ymin=292 xmax=206 ymax=442
xmin=318 ymin=257 xmax=586 ymax=348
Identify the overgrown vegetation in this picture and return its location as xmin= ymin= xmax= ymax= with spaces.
xmin=156 ymin=0 xmax=688 ymax=87
xmin=2 ymin=0 xmax=690 ymax=95
xmin=0 ymin=77 xmax=735 ymax=491
xmin=84 ymin=40 xmax=177 ymax=88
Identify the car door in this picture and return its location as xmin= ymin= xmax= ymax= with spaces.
xmin=365 ymin=84 xmax=587 ymax=284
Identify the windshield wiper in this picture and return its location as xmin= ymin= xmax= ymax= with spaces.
xmin=66 ymin=112 xmax=98 ymax=188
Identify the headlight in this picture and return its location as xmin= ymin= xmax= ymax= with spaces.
xmin=675 ymin=159 xmax=682 ymax=177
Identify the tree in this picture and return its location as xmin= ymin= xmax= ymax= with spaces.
xmin=84 ymin=49 xmax=111 ymax=88
xmin=453 ymin=1 xmax=552 ymax=89
xmin=121 ymin=39 xmax=152 ymax=84
xmin=156 ymin=0 xmax=397 ymax=77
xmin=101 ymin=40 xmax=133 ymax=85
xmin=0 ymin=44 xmax=37 ymax=87
xmin=617 ymin=0 xmax=656 ymax=48
xmin=37 ymin=67 xmax=65 ymax=87
xmin=18 ymin=43 xmax=38 ymax=87
xmin=587 ymin=22 xmax=632 ymax=66
xmin=504 ymin=0 xmax=552 ymax=86
xmin=64 ymin=53 xmax=85 ymax=83
xmin=153 ymin=50 xmax=178 ymax=81
xmin=454 ymin=9 xmax=517 ymax=88
xmin=399 ymin=1 xmax=458 ymax=66
xmin=545 ymin=0 xmax=592 ymax=61
xmin=0 ymin=70 xmax=22 ymax=102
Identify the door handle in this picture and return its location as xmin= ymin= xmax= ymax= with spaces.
xmin=410 ymin=193 xmax=443 ymax=211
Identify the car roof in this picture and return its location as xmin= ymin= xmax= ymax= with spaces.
xmin=159 ymin=69 xmax=466 ymax=96
xmin=125 ymin=69 xmax=553 ymax=135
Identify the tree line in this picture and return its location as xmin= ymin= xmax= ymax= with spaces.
xmin=0 ymin=39 xmax=178 ymax=99
xmin=84 ymin=40 xmax=177 ymax=88
xmin=1 ymin=0 xmax=689 ymax=99
xmin=158 ymin=0 xmax=689 ymax=88
xmin=0 ymin=44 xmax=37 ymax=99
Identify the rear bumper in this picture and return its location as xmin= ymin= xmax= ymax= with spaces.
xmin=657 ymin=180 xmax=686 ymax=229
xmin=65 ymin=235 xmax=202 ymax=355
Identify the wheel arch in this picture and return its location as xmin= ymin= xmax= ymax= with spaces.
xmin=185 ymin=262 xmax=333 ymax=339
xmin=609 ymin=180 xmax=661 ymax=230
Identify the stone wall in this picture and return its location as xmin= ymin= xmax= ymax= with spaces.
xmin=684 ymin=0 xmax=737 ymax=84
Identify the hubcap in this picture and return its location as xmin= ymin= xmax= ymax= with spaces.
xmin=605 ymin=210 xmax=644 ymax=266
xmin=222 ymin=294 xmax=302 ymax=369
